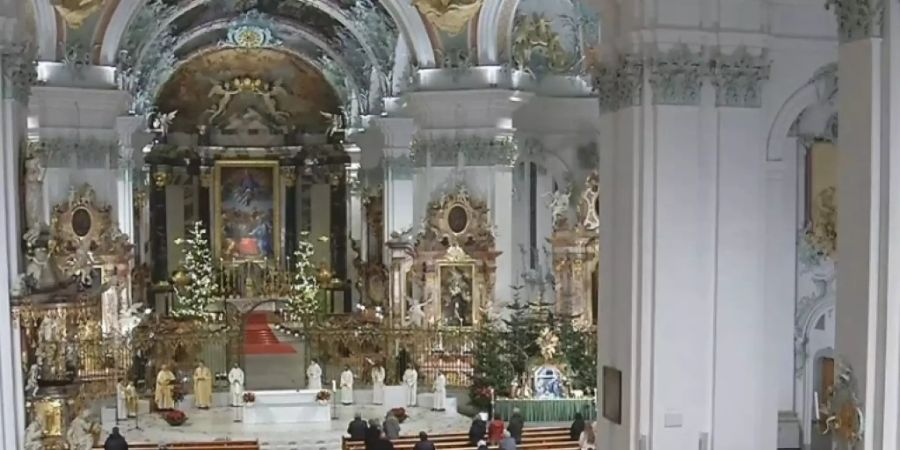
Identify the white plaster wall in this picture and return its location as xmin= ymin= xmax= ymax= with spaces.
xmin=43 ymin=168 xmax=119 ymax=218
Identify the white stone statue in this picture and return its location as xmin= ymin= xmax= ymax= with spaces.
xmin=12 ymin=273 xmax=29 ymax=297
xmin=27 ymin=247 xmax=59 ymax=291
xmin=23 ymin=414 xmax=45 ymax=450
xmin=405 ymin=295 xmax=433 ymax=328
xmin=38 ymin=313 xmax=59 ymax=346
xmin=402 ymin=366 xmax=418 ymax=406
xmin=228 ymin=363 xmax=245 ymax=407
xmin=371 ymin=365 xmax=385 ymax=405
xmin=579 ymin=174 xmax=600 ymax=230
xmin=340 ymin=367 xmax=354 ymax=405
xmin=25 ymin=363 xmax=39 ymax=397
xmin=432 ymin=370 xmax=447 ymax=411
xmin=306 ymin=359 xmax=322 ymax=390
xmin=66 ymin=239 xmax=96 ymax=286
xmin=118 ymin=302 xmax=145 ymax=338
xmin=546 ymin=188 xmax=571 ymax=229
xmin=65 ymin=409 xmax=96 ymax=450
xmin=24 ymin=147 xmax=46 ymax=237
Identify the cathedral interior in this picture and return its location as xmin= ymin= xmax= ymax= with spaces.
xmin=0 ymin=0 xmax=896 ymax=449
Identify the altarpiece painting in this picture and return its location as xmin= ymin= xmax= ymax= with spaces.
xmin=214 ymin=161 xmax=281 ymax=262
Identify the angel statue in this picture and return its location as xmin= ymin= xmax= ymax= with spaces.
xmin=117 ymin=302 xmax=146 ymax=338
xmin=545 ymin=188 xmax=571 ymax=230
xmin=206 ymin=80 xmax=240 ymax=123
xmin=151 ymin=110 xmax=178 ymax=137
xmin=66 ymin=409 xmax=99 ymax=450
xmin=320 ymin=110 xmax=346 ymax=139
xmin=23 ymin=414 xmax=45 ymax=450
xmin=536 ymin=327 xmax=560 ymax=362
xmin=405 ymin=295 xmax=433 ymax=328
xmin=66 ymin=239 xmax=96 ymax=287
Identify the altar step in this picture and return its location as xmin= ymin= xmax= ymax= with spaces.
xmin=244 ymin=312 xmax=295 ymax=355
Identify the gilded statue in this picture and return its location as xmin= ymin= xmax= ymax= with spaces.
xmin=52 ymin=0 xmax=105 ymax=29
xmin=536 ymin=327 xmax=560 ymax=362
xmin=412 ymin=0 xmax=484 ymax=35
xmin=512 ymin=13 xmax=573 ymax=74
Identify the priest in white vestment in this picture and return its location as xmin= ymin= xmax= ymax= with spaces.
xmin=228 ymin=363 xmax=245 ymax=407
xmin=116 ymin=380 xmax=128 ymax=420
xmin=432 ymin=370 xmax=447 ymax=411
xmin=340 ymin=366 xmax=354 ymax=405
xmin=371 ymin=365 xmax=386 ymax=405
xmin=307 ymin=359 xmax=323 ymax=390
xmin=403 ymin=366 xmax=418 ymax=406
xmin=193 ymin=360 xmax=213 ymax=409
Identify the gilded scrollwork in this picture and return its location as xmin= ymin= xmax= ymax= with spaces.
xmin=412 ymin=0 xmax=484 ymax=35
xmin=512 ymin=14 xmax=573 ymax=75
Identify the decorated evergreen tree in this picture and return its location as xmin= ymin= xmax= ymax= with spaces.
xmin=558 ymin=317 xmax=597 ymax=391
xmin=289 ymin=233 xmax=321 ymax=326
xmin=502 ymin=286 xmax=545 ymax=377
xmin=469 ymin=312 xmax=514 ymax=409
xmin=172 ymin=221 xmax=219 ymax=319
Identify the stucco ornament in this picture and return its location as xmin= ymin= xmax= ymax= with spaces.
xmin=1 ymin=42 xmax=38 ymax=103
xmin=511 ymin=13 xmax=573 ymax=76
xmin=825 ymin=0 xmax=883 ymax=43
xmin=412 ymin=0 xmax=484 ymax=35
xmin=222 ymin=11 xmax=283 ymax=48
xmin=592 ymin=53 xmax=643 ymax=111
xmin=411 ymin=135 xmax=518 ymax=167
xmin=337 ymin=0 xmax=397 ymax=114
xmin=52 ymin=0 xmax=105 ymax=29
xmin=648 ymin=44 xmax=707 ymax=106
xmin=821 ymin=358 xmax=864 ymax=446
xmin=709 ymin=47 xmax=770 ymax=108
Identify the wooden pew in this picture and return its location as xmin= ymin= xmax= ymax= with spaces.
xmin=344 ymin=426 xmax=578 ymax=450
xmin=93 ymin=440 xmax=259 ymax=450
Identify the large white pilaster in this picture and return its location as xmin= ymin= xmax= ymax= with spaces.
xmin=116 ymin=115 xmax=146 ymax=240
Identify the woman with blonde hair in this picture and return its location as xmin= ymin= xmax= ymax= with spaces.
xmin=579 ymin=421 xmax=596 ymax=450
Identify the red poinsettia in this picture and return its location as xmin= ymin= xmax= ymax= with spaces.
xmin=243 ymin=392 xmax=256 ymax=403
xmin=316 ymin=390 xmax=331 ymax=402
xmin=163 ymin=409 xmax=187 ymax=426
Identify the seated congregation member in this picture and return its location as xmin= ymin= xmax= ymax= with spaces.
xmin=476 ymin=440 xmax=489 ymax=450
xmin=499 ymin=430 xmax=517 ymax=450
xmin=468 ymin=413 xmax=488 ymax=445
xmin=347 ymin=413 xmax=368 ymax=441
xmin=412 ymin=431 xmax=436 ymax=450
xmin=365 ymin=418 xmax=382 ymax=450
xmin=383 ymin=411 xmax=401 ymax=440
xmin=372 ymin=430 xmax=396 ymax=450
xmin=488 ymin=413 xmax=505 ymax=445
xmin=507 ymin=407 xmax=525 ymax=444
xmin=103 ymin=427 xmax=128 ymax=450
xmin=570 ymin=412 xmax=586 ymax=440
xmin=579 ymin=421 xmax=597 ymax=450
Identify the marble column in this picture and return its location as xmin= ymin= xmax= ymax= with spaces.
xmin=0 ymin=38 xmax=32 ymax=450
xmin=832 ymin=1 xmax=900 ymax=449
xmin=369 ymin=116 xmax=415 ymax=267
xmin=116 ymin=116 xmax=146 ymax=240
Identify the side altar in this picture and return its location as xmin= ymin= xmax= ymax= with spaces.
xmin=243 ymin=390 xmax=330 ymax=424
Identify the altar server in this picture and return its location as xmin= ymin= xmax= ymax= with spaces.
xmin=193 ymin=360 xmax=213 ymax=409
xmin=154 ymin=364 xmax=176 ymax=410
xmin=116 ymin=379 xmax=128 ymax=420
xmin=403 ymin=365 xmax=418 ymax=406
xmin=125 ymin=382 xmax=138 ymax=417
xmin=228 ymin=363 xmax=245 ymax=406
xmin=432 ymin=370 xmax=447 ymax=411
xmin=340 ymin=366 xmax=355 ymax=405
xmin=307 ymin=359 xmax=323 ymax=390
xmin=371 ymin=364 xmax=386 ymax=405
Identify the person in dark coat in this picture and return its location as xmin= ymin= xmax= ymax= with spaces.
xmin=103 ymin=427 xmax=128 ymax=450
xmin=347 ymin=413 xmax=368 ymax=441
xmin=365 ymin=418 xmax=382 ymax=450
xmin=383 ymin=412 xmax=401 ymax=440
xmin=371 ymin=431 xmax=396 ymax=450
xmin=569 ymin=412 xmax=586 ymax=441
xmin=468 ymin=412 xmax=488 ymax=445
xmin=498 ymin=430 xmax=517 ymax=450
xmin=412 ymin=431 xmax=436 ymax=450
xmin=507 ymin=407 xmax=525 ymax=444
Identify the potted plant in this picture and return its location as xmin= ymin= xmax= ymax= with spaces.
xmin=163 ymin=410 xmax=187 ymax=426
xmin=315 ymin=390 xmax=331 ymax=405
xmin=243 ymin=392 xmax=256 ymax=405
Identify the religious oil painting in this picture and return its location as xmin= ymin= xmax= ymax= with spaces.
xmin=439 ymin=264 xmax=474 ymax=327
xmin=214 ymin=161 xmax=281 ymax=262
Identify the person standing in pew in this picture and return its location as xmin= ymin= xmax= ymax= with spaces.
xmin=347 ymin=412 xmax=368 ymax=441
xmin=498 ymin=430 xmax=517 ymax=450
xmin=507 ymin=407 xmax=524 ymax=444
xmin=365 ymin=418 xmax=382 ymax=450
xmin=578 ymin=421 xmax=596 ymax=450
xmin=488 ymin=413 xmax=505 ymax=445
xmin=371 ymin=430 xmax=396 ymax=450
xmin=468 ymin=413 xmax=488 ymax=445
xmin=412 ymin=431 xmax=436 ymax=450
xmin=569 ymin=412 xmax=586 ymax=441
xmin=383 ymin=411 xmax=401 ymax=440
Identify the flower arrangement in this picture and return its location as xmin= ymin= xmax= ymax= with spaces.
xmin=163 ymin=409 xmax=187 ymax=426
xmin=390 ymin=407 xmax=409 ymax=423
xmin=315 ymin=390 xmax=331 ymax=404
xmin=243 ymin=392 xmax=256 ymax=404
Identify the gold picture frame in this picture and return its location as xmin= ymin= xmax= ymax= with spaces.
xmin=213 ymin=160 xmax=282 ymax=263
xmin=437 ymin=262 xmax=476 ymax=327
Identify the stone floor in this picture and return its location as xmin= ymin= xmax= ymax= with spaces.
xmin=105 ymin=403 xmax=475 ymax=450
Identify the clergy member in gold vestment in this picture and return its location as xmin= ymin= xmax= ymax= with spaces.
xmin=193 ymin=360 xmax=213 ymax=409
xmin=155 ymin=364 xmax=176 ymax=410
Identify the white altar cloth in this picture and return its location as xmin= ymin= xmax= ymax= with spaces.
xmin=243 ymin=389 xmax=330 ymax=424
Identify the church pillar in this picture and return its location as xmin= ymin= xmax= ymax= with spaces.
xmin=831 ymin=1 xmax=900 ymax=448
xmin=115 ymin=116 xmax=145 ymax=240
xmin=0 ymin=37 xmax=33 ymax=450
xmin=372 ymin=116 xmax=416 ymax=263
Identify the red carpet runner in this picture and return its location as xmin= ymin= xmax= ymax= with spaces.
xmin=243 ymin=312 xmax=296 ymax=355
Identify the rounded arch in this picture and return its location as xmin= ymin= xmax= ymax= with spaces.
xmin=766 ymin=63 xmax=837 ymax=162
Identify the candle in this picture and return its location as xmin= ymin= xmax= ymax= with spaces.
xmin=332 ymin=380 xmax=337 ymax=391
xmin=814 ymin=391 xmax=820 ymax=419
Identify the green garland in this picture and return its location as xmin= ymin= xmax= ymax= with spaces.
xmin=172 ymin=221 xmax=219 ymax=320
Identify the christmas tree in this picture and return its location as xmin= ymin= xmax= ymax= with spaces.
xmin=469 ymin=311 xmax=514 ymax=409
xmin=502 ymin=286 xmax=545 ymax=377
xmin=172 ymin=221 xmax=219 ymax=319
xmin=558 ymin=317 xmax=597 ymax=390
xmin=289 ymin=233 xmax=321 ymax=326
